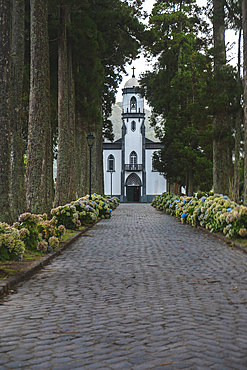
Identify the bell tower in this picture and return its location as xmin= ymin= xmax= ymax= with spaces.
xmin=121 ymin=69 xmax=146 ymax=202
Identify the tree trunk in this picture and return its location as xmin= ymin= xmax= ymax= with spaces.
xmin=54 ymin=7 xmax=76 ymax=206
xmin=243 ymin=0 xmax=247 ymax=205
xmin=212 ymin=0 xmax=230 ymax=196
xmin=9 ymin=0 xmax=26 ymax=221
xmin=233 ymin=28 xmax=242 ymax=203
xmin=0 ymin=0 xmax=13 ymax=224
xmin=187 ymin=169 xmax=193 ymax=196
xmin=67 ymin=30 xmax=76 ymax=200
xmin=26 ymin=0 xmax=53 ymax=214
xmin=95 ymin=121 xmax=104 ymax=195
xmin=75 ymin=111 xmax=88 ymax=198
xmin=89 ymin=116 xmax=104 ymax=196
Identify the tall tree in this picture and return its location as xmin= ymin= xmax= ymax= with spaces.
xmin=221 ymin=0 xmax=242 ymax=201
xmin=70 ymin=0 xmax=144 ymax=196
xmin=233 ymin=27 xmax=242 ymax=203
xmin=9 ymin=0 xmax=26 ymax=220
xmin=212 ymin=0 xmax=231 ymax=195
xmin=54 ymin=6 xmax=76 ymax=206
xmin=140 ymin=0 xmax=213 ymax=194
xmin=243 ymin=0 xmax=247 ymax=205
xmin=26 ymin=0 xmax=53 ymax=214
xmin=0 ymin=0 xmax=13 ymax=223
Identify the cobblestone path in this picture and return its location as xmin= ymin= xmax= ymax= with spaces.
xmin=1 ymin=204 xmax=247 ymax=370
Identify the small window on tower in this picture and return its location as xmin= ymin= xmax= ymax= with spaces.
xmin=130 ymin=96 xmax=137 ymax=111
xmin=131 ymin=121 xmax=136 ymax=132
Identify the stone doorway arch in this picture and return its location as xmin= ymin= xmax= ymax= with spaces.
xmin=126 ymin=173 xmax=141 ymax=202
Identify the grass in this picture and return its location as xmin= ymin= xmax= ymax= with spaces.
xmin=231 ymin=236 xmax=247 ymax=249
xmin=60 ymin=226 xmax=85 ymax=243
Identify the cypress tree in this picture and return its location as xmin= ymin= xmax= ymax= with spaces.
xmin=26 ymin=0 xmax=53 ymax=214
xmin=139 ymin=0 xmax=213 ymax=194
xmin=9 ymin=0 xmax=27 ymax=220
xmin=212 ymin=0 xmax=231 ymax=195
xmin=54 ymin=7 xmax=76 ymax=206
xmin=242 ymin=0 xmax=247 ymax=205
xmin=0 ymin=0 xmax=13 ymax=224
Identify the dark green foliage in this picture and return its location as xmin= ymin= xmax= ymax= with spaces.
xmin=140 ymin=0 xmax=241 ymax=195
xmin=69 ymin=0 xmax=144 ymax=134
xmin=140 ymin=0 xmax=214 ymax=194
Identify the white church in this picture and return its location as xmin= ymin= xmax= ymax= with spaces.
xmin=103 ymin=70 xmax=167 ymax=202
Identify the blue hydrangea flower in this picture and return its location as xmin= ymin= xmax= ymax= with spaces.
xmin=181 ymin=213 xmax=187 ymax=218
xmin=183 ymin=199 xmax=186 ymax=204
xmin=201 ymin=197 xmax=206 ymax=202
xmin=227 ymin=208 xmax=232 ymax=212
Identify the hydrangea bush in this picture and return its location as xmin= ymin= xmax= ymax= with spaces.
xmin=14 ymin=213 xmax=66 ymax=253
xmin=88 ymin=193 xmax=115 ymax=219
xmin=13 ymin=212 xmax=41 ymax=250
xmin=152 ymin=192 xmax=247 ymax=239
xmin=1 ymin=193 xmax=119 ymax=261
xmin=71 ymin=197 xmax=99 ymax=224
xmin=0 ymin=222 xmax=25 ymax=262
xmin=50 ymin=204 xmax=82 ymax=230
xmin=49 ymin=194 xmax=118 ymax=229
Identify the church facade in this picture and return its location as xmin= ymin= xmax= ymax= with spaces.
xmin=103 ymin=72 xmax=167 ymax=202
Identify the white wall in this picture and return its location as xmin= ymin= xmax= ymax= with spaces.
xmin=146 ymin=149 xmax=167 ymax=195
xmin=103 ymin=150 xmax=121 ymax=196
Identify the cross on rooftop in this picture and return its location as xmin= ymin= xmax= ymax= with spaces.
xmin=132 ymin=66 xmax=136 ymax=78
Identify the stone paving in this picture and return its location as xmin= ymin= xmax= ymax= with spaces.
xmin=1 ymin=203 xmax=247 ymax=370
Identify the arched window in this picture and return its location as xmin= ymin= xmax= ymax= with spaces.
xmin=108 ymin=154 xmax=115 ymax=171
xmin=131 ymin=121 xmax=136 ymax=132
xmin=130 ymin=151 xmax=137 ymax=165
xmin=126 ymin=173 xmax=141 ymax=186
xmin=130 ymin=96 xmax=137 ymax=111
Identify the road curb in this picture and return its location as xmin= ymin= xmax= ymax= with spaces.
xmin=0 ymin=223 xmax=95 ymax=298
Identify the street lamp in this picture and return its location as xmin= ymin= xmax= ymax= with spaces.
xmin=109 ymin=169 xmax=115 ymax=198
xmin=108 ymin=154 xmax=115 ymax=198
xmin=86 ymin=132 xmax=95 ymax=200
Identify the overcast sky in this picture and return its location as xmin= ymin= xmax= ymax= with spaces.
xmin=115 ymin=0 xmax=239 ymax=103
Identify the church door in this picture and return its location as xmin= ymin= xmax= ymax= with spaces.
xmin=126 ymin=186 xmax=140 ymax=202
xmin=126 ymin=173 xmax=141 ymax=202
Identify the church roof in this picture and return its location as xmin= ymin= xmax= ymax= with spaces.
xmin=124 ymin=77 xmax=139 ymax=88
xmin=145 ymin=137 xmax=163 ymax=149
xmin=103 ymin=137 xmax=163 ymax=150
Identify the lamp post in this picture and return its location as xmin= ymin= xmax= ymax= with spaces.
xmin=86 ymin=132 xmax=95 ymax=200
xmin=109 ymin=169 xmax=115 ymax=198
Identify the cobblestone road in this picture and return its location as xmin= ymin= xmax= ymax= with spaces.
xmin=1 ymin=204 xmax=247 ymax=370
